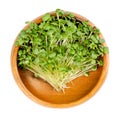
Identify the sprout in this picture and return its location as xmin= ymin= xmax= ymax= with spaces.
xmin=16 ymin=9 xmax=109 ymax=92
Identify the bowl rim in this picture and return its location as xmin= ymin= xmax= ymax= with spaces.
xmin=11 ymin=11 xmax=109 ymax=108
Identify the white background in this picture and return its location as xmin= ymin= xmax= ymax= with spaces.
xmin=0 ymin=0 xmax=120 ymax=119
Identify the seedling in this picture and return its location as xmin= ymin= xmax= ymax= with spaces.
xmin=16 ymin=9 xmax=109 ymax=91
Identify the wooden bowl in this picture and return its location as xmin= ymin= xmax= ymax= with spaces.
xmin=11 ymin=11 xmax=109 ymax=108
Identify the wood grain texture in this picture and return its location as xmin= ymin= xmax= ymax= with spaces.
xmin=11 ymin=11 xmax=109 ymax=108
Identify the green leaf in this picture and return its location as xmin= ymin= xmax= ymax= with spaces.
xmin=79 ymin=45 xmax=84 ymax=50
xmin=91 ymin=59 xmax=96 ymax=64
xmin=34 ymin=57 xmax=40 ymax=64
xmin=98 ymin=60 xmax=104 ymax=66
xmin=89 ymin=43 xmax=97 ymax=49
xmin=103 ymin=46 xmax=109 ymax=54
xmin=91 ymin=35 xmax=98 ymax=43
xmin=91 ymin=51 xmax=98 ymax=59
xmin=33 ymin=48 xmax=39 ymax=54
xmin=94 ymin=28 xmax=100 ymax=34
xmin=91 ymin=65 xmax=97 ymax=71
xmin=56 ymin=9 xmax=64 ymax=16
xmin=67 ymin=13 xmax=74 ymax=18
xmin=16 ymin=38 xmax=24 ymax=46
xmin=66 ymin=20 xmax=73 ymax=26
xmin=42 ymin=13 xmax=51 ymax=21
xmin=18 ymin=50 xmax=23 ymax=56
xmin=84 ymin=72 xmax=89 ymax=77
xmin=46 ymin=30 xmax=54 ymax=36
xmin=99 ymin=39 xmax=105 ymax=44
xmin=70 ymin=48 xmax=75 ymax=55
xmin=73 ymin=43 xmax=79 ymax=49
xmin=49 ymin=52 xmax=56 ymax=58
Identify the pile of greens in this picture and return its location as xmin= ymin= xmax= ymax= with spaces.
xmin=16 ymin=9 xmax=109 ymax=91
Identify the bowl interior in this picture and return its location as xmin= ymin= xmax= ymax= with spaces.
xmin=11 ymin=12 xmax=109 ymax=108
xmin=18 ymin=66 xmax=103 ymax=104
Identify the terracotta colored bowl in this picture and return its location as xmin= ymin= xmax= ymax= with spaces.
xmin=11 ymin=11 xmax=109 ymax=108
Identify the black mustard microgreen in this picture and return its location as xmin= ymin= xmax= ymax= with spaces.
xmin=16 ymin=9 xmax=109 ymax=91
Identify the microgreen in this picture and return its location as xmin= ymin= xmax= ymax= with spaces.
xmin=16 ymin=9 xmax=109 ymax=92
